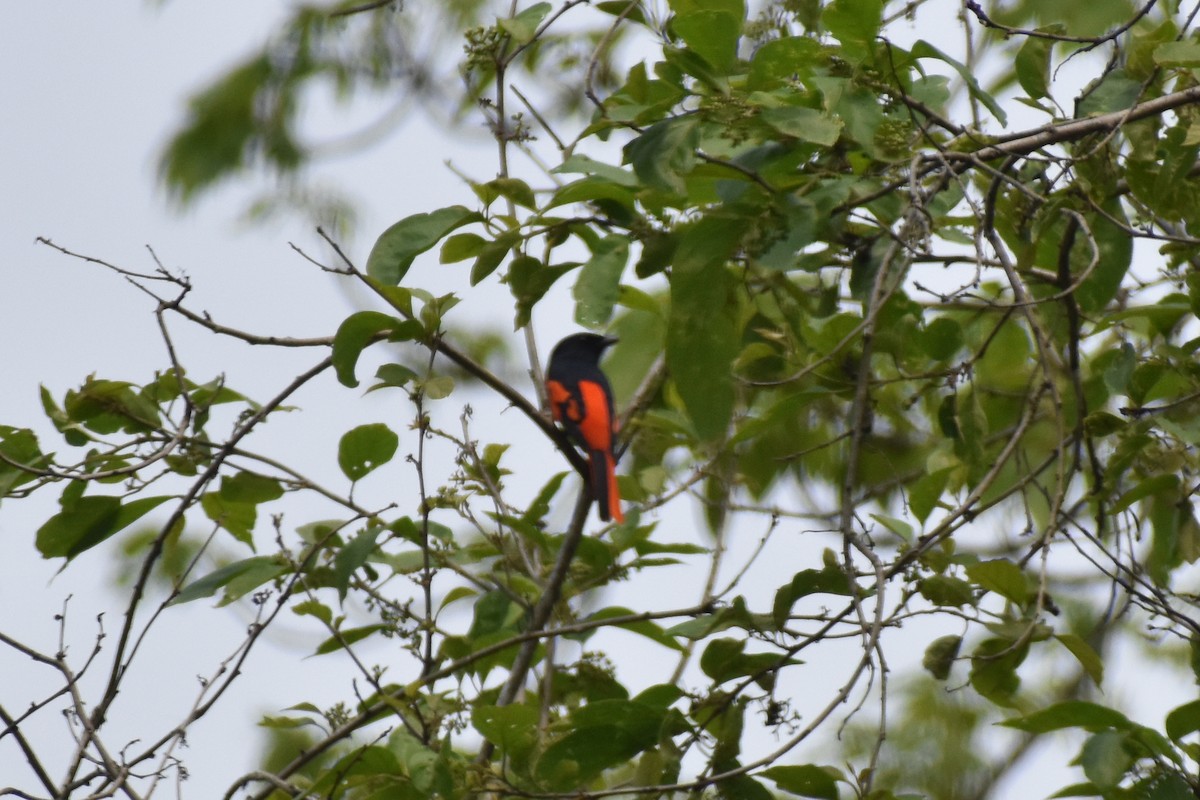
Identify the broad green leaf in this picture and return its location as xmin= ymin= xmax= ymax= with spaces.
xmin=759 ymin=106 xmax=843 ymax=146
xmin=1166 ymin=699 xmax=1200 ymax=741
xmin=369 ymin=362 xmax=419 ymax=393
xmin=338 ymin=423 xmax=399 ymax=482
xmin=585 ymin=606 xmax=684 ymax=651
xmin=474 ymin=177 xmax=536 ymax=209
xmin=467 ymin=591 xmax=519 ymax=640
xmin=912 ymin=40 xmax=1007 ymax=126
xmin=910 ymin=466 xmax=952 ymax=524
xmin=1002 ymin=701 xmax=1132 ymax=734
xmin=624 ymin=116 xmax=700 ymax=194
xmin=314 ymin=623 xmax=390 ymax=655
xmin=552 ymin=154 xmax=640 ymax=186
xmin=700 ymin=638 xmax=796 ymax=687
xmin=1154 ymin=41 xmax=1200 ymax=67
xmin=170 ymin=556 xmax=285 ymax=605
xmin=498 ymin=2 xmax=551 ymax=45
xmin=970 ymin=637 xmax=1027 ymax=706
xmin=200 ymin=492 xmax=257 ymax=547
xmin=331 ymin=310 xmax=422 ymax=388
xmin=923 ymin=635 xmax=961 ymax=680
xmin=473 ymin=704 xmax=540 ymax=763
xmin=1015 ymin=28 xmax=1063 ymax=100
xmin=1079 ymin=731 xmax=1133 ymax=790
xmin=772 ymin=566 xmax=856 ymax=627
xmin=822 ymin=0 xmax=882 ymax=61
xmin=965 ymin=559 xmax=1031 ymax=605
xmin=507 ymin=255 xmax=577 ymax=329
xmin=292 ymin=598 xmax=333 ymax=625
xmin=920 ymin=317 xmax=964 ymax=361
xmin=869 ymin=513 xmax=912 ymax=542
xmin=536 ymin=699 xmax=663 ymax=789
xmin=1073 ymin=199 xmax=1133 ymax=312
xmin=918 ymin=574 xmax=975 ymax=607
xmin=422 ymin=375 xmax=455 ymax=400
xmin=761 ymin=764 xmax=842 ymax=800
xmin=748 ymin=36 xmax=822 ymax=89
xmin=366 ymin=206 xmax=482 ymax=285
xmin=470 ymin=236 xmax=513 ymax=286
xmin=440 ymin=232 xmax=486 ymax=263
xmin=334 ymin=527 xmax=382 ymax=600
xmin=667 ymin=216 xmax=742 ymax=440
xmin=673 ymin=10 xmax=740 ymax=72
xmin=220 ymin=472 xmax=284 ymax=504
xmin=1056 ymin=634 xmax=1105 ymax=687
xmin=1112 ymin=474 xmax=1179 ymax=515
xmin=36 ymin=495 xmax=119 ymax=559
xmin=574 ymin=235 xmax=629 ymax=328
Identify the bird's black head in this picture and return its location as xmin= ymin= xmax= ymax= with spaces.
xmin=549 ymin=332 xmax=618 ymax=365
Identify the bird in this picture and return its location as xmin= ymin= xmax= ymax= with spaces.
xmin=545 ymin=332 xmax=624 ymax=523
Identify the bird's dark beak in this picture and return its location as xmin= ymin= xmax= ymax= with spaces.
xmin=602 ymin=335 xmax=619 ymax=349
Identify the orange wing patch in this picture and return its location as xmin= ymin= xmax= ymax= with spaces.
xmin=546 ymin=379 xmax=582 ymax=423
xmin=575 ymin=380 xmax=613 ymax=451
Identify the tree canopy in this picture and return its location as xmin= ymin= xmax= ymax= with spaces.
xmin=7 ymin=1 xmax=1200 ymax=799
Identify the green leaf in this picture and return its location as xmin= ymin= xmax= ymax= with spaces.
xmin=1112 ymin=474 xmax=1179 ymax=515
xmin=440 ymin=232 xmax=486 ymax=263
xmin=911 ymin=40 xmax=1007 ymax=126
xmin=1002 ymin=701 xmax=1132 ymax=734
xmin=1079 ymin=731 xmax=1133 ymax=790
xmin=1055 ymin=634 xmax=1105 ymax=687
xmin=1015 ymin=27 xmax=1062 ymax=100
xmin=473 ymin=704 xmax=540 ymax=763
xmin=507 ymin=255 xmax=577 ymax=329
xmin=673 ymin=10 xmax=741 ymax=72
xmin=624 ymin=116 xmax=700 ymax=194
xmin=667 ymin=216 xmax=743 ymax=440
xmin=584 ymin=606 xmax=684 ymax=651
xmin=220 ymin=472 xmax=284 ymax=504
xmin=1166 ymin=699 xmax=1200 ymax=741
xmin=553 ymin=154 xmax=640 ymax=186
xmin=761 ymin=764 xmax=842 ymax=800
xmin=700 ymin=638 xmax=796 ymax=687
xmin=36 ymin=495 xmax=119 ymax=559
xmin=759 ymin=106 xmax=843 ymax=146
xmin=469 ymin=236 xmax=513 ymax=286
xmin=314 ymin=623 xmax=390 ymax=655
xmin=574 ymin=235 xmax=629 ymax=328
xmin=476 ymin=177 xmax=537 ymax=210
xmin=1073 ymin=200 xmax=1133 ymax=312
xmin=170 ymin=556 xmax=285 ymax=605
xmin=536 ymin=699 xmax=663 ymax=789
xmin=748 ymin=36 xmax=822 ymax=89
xmin=970 ymin=637 xmax=1027 ymax=706
xmin=422 ymin=375 xmax=455 ymax=400
xmin=366 ymin=206 xmax=482 ymax=285
xmin=200 ymin=492 xmax=257 ymax=546
xmin=918 ymin=574 xmax=975 ymax=607
xmin=920 ymin=317 xmax=964 ymax=361
xmin=964 ymin=559 xmax=1031 ymax=605
xmin=338 ymin=423 xmax=400 ymax=481
xmin=910 ymin=466 xmax=952 ymax=524
xmin=922 ymin=635 xmax=961 ymax=680
xmin=772 ymin=566 xmax=856 ymax=627
xmin=369 ymin=363 xmax=419 ymax=393
xmin=822 ymin=0 xmax=882 ymax=61
xmin=334 ymin=527 xmax=382 ymax=600
xmin=331 ymin=310 xmax=421 ymax=388
xmin=1154 ymin=41 xmax=1200 ymax=67
xmin=498 ymin=2 xmax=551 ymax=45
xmin=291 ymin=598 xmax=332 ymax=625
